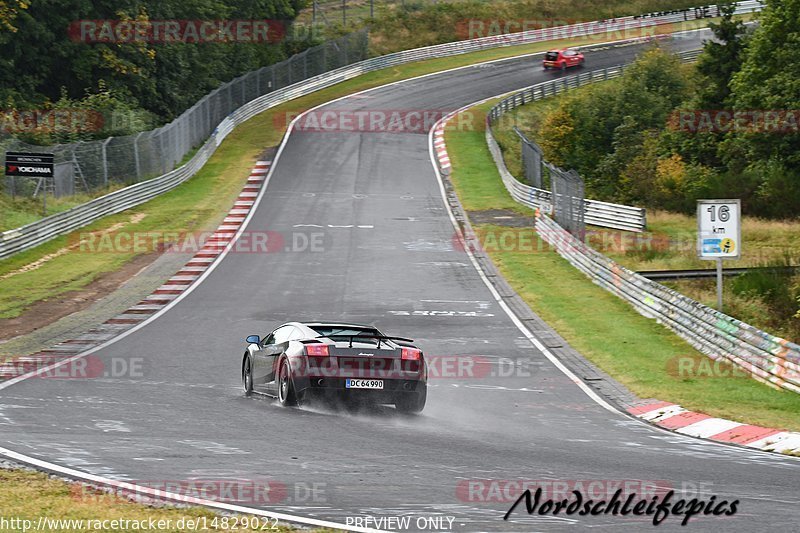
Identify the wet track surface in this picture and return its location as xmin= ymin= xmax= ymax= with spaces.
xmin=2 ymin=31 xmax=799 ymax=531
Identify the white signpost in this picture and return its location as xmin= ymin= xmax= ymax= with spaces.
xmin=697 ymin=199 xmax=741 ymax=311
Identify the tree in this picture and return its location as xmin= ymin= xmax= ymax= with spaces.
xmin=0 ymin=0 xmax=305 ymax=130
xmin=695 ymin=3 xmax=747 ymax=109
xmin=729 ymin=0 xmax=800 ymax=166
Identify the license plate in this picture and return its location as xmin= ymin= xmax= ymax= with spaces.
xmin=345 ymin=379 xmax=384 ymax=389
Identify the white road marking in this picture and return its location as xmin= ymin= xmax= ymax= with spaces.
xmin=421 ymin=299 xmax=488 ymax=304
xmin=92 ymin=419 xmax=131 ymax=433
xmin=415 ymin=261 xmax=470 ymax=267
xmin=388 ymin=310 xmax=495 ymax=317
xmin=179 ymin=440 xmax=250 ymax=455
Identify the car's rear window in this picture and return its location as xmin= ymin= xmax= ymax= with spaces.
xmin=310 ymin=326 xmax=381 ymax=338
xmin=545 ymin=52 xmax=559 ymax=60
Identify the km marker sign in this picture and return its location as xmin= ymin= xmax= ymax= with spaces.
xmin=4 ymin=151 xmax=54 ymax=178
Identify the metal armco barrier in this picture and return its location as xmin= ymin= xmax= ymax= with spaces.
xmin=486 ymin=121 xmax=648 ymax=232
xmin=0 ymin=2 xmax=762 ymax=259
xmin=535 ymin=212 xmax=800 ymax=394
xmin=486 ymin=49 xmax=707 ymax=232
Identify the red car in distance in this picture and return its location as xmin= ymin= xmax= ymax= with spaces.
xmin=543 ymin=48 xmax=585 ymax=70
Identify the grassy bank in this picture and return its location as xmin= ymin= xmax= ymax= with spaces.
xmin=446 ymin=103 xmax=800 ymax=433
xmin=0 ymin=469 xmax=300 ymax=532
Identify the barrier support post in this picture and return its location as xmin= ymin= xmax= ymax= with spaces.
xmin=716 ymin=257 xmax=724 ymax=311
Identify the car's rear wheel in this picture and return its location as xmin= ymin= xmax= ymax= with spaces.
xmin=395 ymin=387 xmax=426 ymax=414
xmin=277 ymin=358 xmax=298 ymax=407
xmin=560 ymin=61 xmax=567 ymax=71
xmin=242 ymin=355 xmax=253 ymax=396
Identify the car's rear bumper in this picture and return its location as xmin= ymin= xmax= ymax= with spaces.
xmin=298 ymin=377 xmax=425 ymax=404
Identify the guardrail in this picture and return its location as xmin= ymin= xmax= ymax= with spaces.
xmin=535 ymin=212 xmax=800 ymax=394
xmin=0 ymin=2 xmax=762 ymax=260
xmin=485 ymin=49 xmax=704 ymax=232
xmin=639 ymin=266 xmax=800 ymax=280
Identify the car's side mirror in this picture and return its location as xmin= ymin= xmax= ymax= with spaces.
xmin=246 ymin=335 xmax=260 ymax=345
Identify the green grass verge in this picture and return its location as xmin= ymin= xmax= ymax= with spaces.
xmin=0 ymin=19 xmax=712 ymax=322
xmin=446 ymin=105 xmax=800 ymax=433
xmin=0 ymin=469 xmax=304 ymax=532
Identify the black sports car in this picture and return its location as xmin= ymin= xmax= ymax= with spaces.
xmin=241 ymin=322 xmax=427 ymax=413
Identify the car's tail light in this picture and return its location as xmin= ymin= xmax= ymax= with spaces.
xmin=305 ymin=344 xmax=329 ymax=357
xmin=401 ymin=348 xmax=421 ymax=361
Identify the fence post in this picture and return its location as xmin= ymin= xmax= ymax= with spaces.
xmin=134 ymin=131 xmax=144 ymax=180
xmin=206 ymin=93 xmax=214 ymax=137
xmin=159 ymin=130 xmax=166 ymax=173
xmin=101 ymin=137 xmax=112 ymax=188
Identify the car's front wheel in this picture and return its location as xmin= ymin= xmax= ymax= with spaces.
xmin=560 ymin=61 xmax=567 ymax=71
xmin=277 ymin=357 xmax=298 ymax=407
xmin=242 ymin=355 xmax=254 ymax=396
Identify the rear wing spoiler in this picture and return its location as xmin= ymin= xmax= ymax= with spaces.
xmin=314 ymin=334 xmax=415 ymax=349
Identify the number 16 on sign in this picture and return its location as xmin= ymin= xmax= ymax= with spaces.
xmin=697 ymin=199 xmax=741 ymax=311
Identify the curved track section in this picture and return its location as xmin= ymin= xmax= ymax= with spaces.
xmin=2 ymin=32 xmax=799 ymax=531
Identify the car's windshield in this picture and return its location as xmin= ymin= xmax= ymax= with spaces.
xmin=545 ymin=52 xmax=559 ymax=60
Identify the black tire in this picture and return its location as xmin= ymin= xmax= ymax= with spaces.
xmin=277 ymin=357 xmax=298 ymax=407
xmin=560 ymin=62 xmax=567 ymax=71
xmin=395 ymin=387 xmax=426 ymax=414
xmin=242 ymin=355 xmax=254 ymax=396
